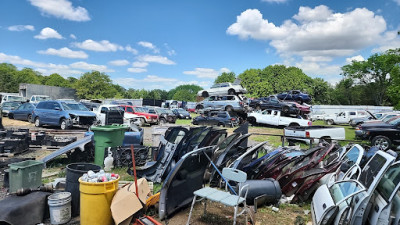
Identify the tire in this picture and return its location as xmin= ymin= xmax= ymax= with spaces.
xmin=319 ymin=136 xmax=332 ymax=144
xmin=34 ymin=117 xmax=41 ymax=127
xmin=326 ymin=119 xmax=334 ymax=125
xmin=159 ymin=118 xmax=166 ymax=125
xmin=201 ymin=91 xmax=209 ymax=98
xmin=288 ymin=123 xmax=300 ymax=127
xmin=196 ymin=105 xmax=204 ymax=110
xmin=296 ymin=98 xmax=304 ymax=105
xmin=27 ymin=114 xmax=32 ymax=122
xmin=60 ymin=118 xmax=69 ymax=130
xmin=218 ymin=123 xmax=225 ymax=127
xmin=282 ymin=106 xmax=290 ymax=114
xmin=228 ymin=89 xmax=235 ymax=95
xmin=225 ymin=106 xmax=233 ymax=112
xmin=8 ymin=114 xmax=13 ymax=119
xmin=372 ymin=136 xmax=392 ymax=151
xmin=247 ymin=117 xmax=257 ymax=125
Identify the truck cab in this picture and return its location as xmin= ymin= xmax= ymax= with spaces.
xmin=325 ymin=110 xmax=368 ymax=125
xmin=30 ymin=95 xmax=51 ymax=103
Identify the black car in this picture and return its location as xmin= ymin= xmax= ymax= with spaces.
xmin=172 ymin=108 xmax=191 ymax=119
xmin=192 ymin=111 xmax=238 ymax=127
xmin=147 ymin=107 xmax=177 ymax=124
xmin=356 ymin=117 xmax=400 ymax=150
xmin=249 ymin=97 xmax=299 ymax=114
xmin=276 ymin=90 xmax=311 ymax=104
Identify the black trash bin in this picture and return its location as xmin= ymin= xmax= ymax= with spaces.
xmin=66 ymin=163 xmax=101 ymax=217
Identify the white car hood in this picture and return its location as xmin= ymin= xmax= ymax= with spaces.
xmin=124 ymin=113 xmax=140 ymax=119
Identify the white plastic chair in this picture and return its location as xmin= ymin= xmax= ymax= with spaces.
xmin=186 ymin=168 xmax=249 ymax=225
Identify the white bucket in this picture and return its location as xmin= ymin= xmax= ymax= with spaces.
xmin=48 ymin=192 xmax=72 ymax=225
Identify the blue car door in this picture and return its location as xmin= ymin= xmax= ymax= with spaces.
xmin=14 ymin=104 xmax=25 ymax=120
xmin=51 ymin=102 xmax=64 ymax=125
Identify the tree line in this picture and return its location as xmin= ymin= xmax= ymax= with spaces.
xmin=0 ymin=48 xmax=399 ymax=107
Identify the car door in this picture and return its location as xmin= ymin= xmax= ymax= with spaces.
xmin=13 ymin=104 xmax=25 ymax=120
xmin=270 ymin=110 xmax=280 ymax=126
xmin=208 ymin=112 xmax=218 ymax=125
xmin=335 ymin=112 xmax=348 ymax=124
xmin=49 ymin=102 xmax=63 ymax=125
xmin=99 ymin=107 xmax=108 ymax=123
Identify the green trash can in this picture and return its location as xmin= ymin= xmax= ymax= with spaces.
xmin=8 ymin=160 xmax=44 ymax=193
xmin=91 ymin=125 xmax=129 ymax=166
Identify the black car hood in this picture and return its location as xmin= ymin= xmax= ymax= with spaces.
xmin=361 ymin=122 xmax=394 ymax=129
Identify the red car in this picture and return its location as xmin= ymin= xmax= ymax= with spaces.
xmin=120 ymin=105 xmax=159 ymax=125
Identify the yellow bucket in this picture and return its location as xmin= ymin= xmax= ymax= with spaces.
xmin=79 ymin=177 xmax=120 ymax=225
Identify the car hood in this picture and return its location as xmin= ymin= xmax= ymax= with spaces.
xmin=66 ymin=110 xmax=96 ymax=117
xmin=361 ymin=122 xmax=393 ymax=129
xmin=178 ymin=111 xmax=190 ymax=116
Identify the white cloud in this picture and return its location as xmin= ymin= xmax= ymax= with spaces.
xmin=138 ymin=41 xmax=159 ymax=53
xmin=393 ymin=0 xmax=400 ymax=6
xmin=29 ymin=0 xmax=90 ymax=22
xmin=108 ymin=60 xmax=130 ymax=66
xmin=345 ymin=55 xmax=365 ymax=64
xmin=164 ymin=43 xmax=176 ymax=56
xmin=294 ymin=61 xmax=341 ymax=77
xmin=136 ymin=55 xmax=175 ymax=65
xmin=34 ymin=27 xmax=63 ymax=39
xmin=127 ymin=67 xmax=147 ymax=73
xmin=125 ymin=45 xmax=138 ymax=55
xmin=70 ymin=61 xmax=114 ymax=72
xmin=8 ymin=25 xmax=35 ymax=31
xmin=38 ymin=47 xmax=88 ymax=59
xmin=261 ymin=0 xmax=288 ymax=3
xmin=227 ymin=6 xmax=386 ymax=58
xmin=70 ymin=34 xmax=76 ymax=39
xmin=132 ymin=61 xmax=148 ymax=68
xmin=183 ymin=67 xmax=231 ymax=79
xmin=372 ymin=30 xmax=400 ymax=53
xmin=72 ymin=39 xmax=123 ymax=52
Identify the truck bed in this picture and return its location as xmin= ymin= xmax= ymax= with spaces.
xmin=284 ymin=125 xmax=336 ymax=131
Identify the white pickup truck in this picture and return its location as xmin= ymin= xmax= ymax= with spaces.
xmin=247 ymin=109 xmax=311 ymax=127
xmin=324 ymin=110 xmax=368 ymax=125
xmin=284 ymin=125 xmax=345 ymax=143
xmin=94 ymin=104 xmax=143 ymax=126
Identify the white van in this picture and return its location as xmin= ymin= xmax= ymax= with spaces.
xmin=1 ymin=94 xmax=25 ymax=103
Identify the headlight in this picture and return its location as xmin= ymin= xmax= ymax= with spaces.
xmin=179 ymin=114 xmax=183 ymax=117
xmin=69 ymin=114 xmax=76 ymax=119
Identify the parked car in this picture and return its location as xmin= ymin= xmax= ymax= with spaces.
xmin=309 ymin=111 xmax=326 ymax=121
xmin=362 ymin=113 xmax=400 ymax=125
xmin=0 ymin=94 xmax=25 ymax=103
xmin=324 ymin=110 xmax=369 ymax=125
xmin=249 ymin=97 xmax=299 ymax=114
xmin=247 ymin=109 xmax=311 ymax=127
xmin=286 ymin=101 xmax=310 ymax=115
xmin=172 ymin=108 xmax=191 ymax=119
xmin=32 ymin=100 xmax=97 ymax=129
xmin=146 ymin=107 xmax=176 ymax=124
xmin=80 ymin=101 xmax=101 ymax=111
xmin=276 ymin=90 xmax=311 ymax=104
xmin=119 ymin=105 xmax=159 ymax=125
xmin=349 ymin=111 xmax=378 ymax=127
xmin=1 ymin=101 xmax=23 ymax=116
xmin=185 ymin=102 xmax=197 ymax=113
xmin=355 ymin=116 xmax=400 ymax=150
xmin=192 ymin=111 xmax=238 ymax=127
xmin=197 ymin=82 xmax=247 ymax=97
xmin=8 ymin=102 xmax=37 ymax=121
xmin=94 ymin=104 xmax=142 ymax=126
xmin=196 ymin=95 xmax=248 ymax=113
xmin=284 ymin=125 xmax=345 ymax=144
xmin=29 ymin=95 xmax=51 ymax=103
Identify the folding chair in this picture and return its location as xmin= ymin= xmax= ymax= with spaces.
xmin=186 ymin=168 xmax=249 ymax=225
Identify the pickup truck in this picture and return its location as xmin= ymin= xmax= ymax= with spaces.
xmin=94 ymin=104 xmax=143 ymax=126
xmin=324 ymin=110 xmax=369 ymax=125
xmin=284 ymin=126 xmax=345 ymax=143
xmin=247 ymin=109 xmax=311 ymax=127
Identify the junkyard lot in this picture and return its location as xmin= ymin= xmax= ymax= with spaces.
xmin=2 ymin=116 xmax=367 ymax=224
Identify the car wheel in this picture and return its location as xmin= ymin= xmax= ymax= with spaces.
xmin=159 ymin=118 xmax=166 ymax=125
xmin=34 ymin=117 xmax=41 ymax=127
xmin=326 ymin=119 xmax=334 ymax=125
xmin=228 ymin=89 xmax=235 ymax=95
xmin=60 ymin=119 xmax=69 ymax=130
xmin=296 ymin=98 xmax=304 ymax=105
xmin=192 ymin=121 xmax=198 ymax=125
xmin=202 ymin=91 xmax=209 ymax=98
xmin=225 ymin=106 xmax=233 ymax=112
xmin=255 ymin=105 xmax=261 ymax=111
xmin=8 ymin=114 xmax=13 ymax=119
xmin=282 ymin=106 xmax=290 ymax=114
xmin=218 ymin=123 xmax=225 ymax=127
xmin=27 ymin=114 xmax=32 ymax=122
xmin=247 ymin=117 xmax=257 ymax=125
xmin=372 ymin=136 xmax=392 ymax=151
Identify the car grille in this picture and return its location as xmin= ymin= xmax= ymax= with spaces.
xmin=79 ymin=116 xmax=96 ymax=125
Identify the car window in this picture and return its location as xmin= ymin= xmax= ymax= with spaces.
xmin=211 ymin=84 xmax=219 ymax=89
xmin=273 ymin=111 xmax=278 ymax=116
xmin=8 ymin=96 xmax=24 ymax=101
xmin=220 ymin=83 xmax=229 ymax=87
xmin=292 ymin=91 xmax=300 ymax=95
xmin=49 ymin=102 xmax=61 ymax=110
xmin=359 ymin=154 xmax=387 ymax=188
xmin=329 ymin=181 xmax=364 ymax=204
xmin=338 ymin=112 xmax=344 ymax=116
xmin=208 ymin=96 xmax=215 ymax=101
xmin=376 ymin=163 xmax=400 ymax=202
xmin=342 ymin=145 xmax=361 ymax=167
xmin=126 ymin=107 xmax=134 ymax=113
xmin=226 ymin=96 xmax=235 ymax=100
xmin=388 ymin=118 xmax=400 ymax=125
xmin=101 ymin=107 xmax=108 ymax=113
xmin=218 ymin=113 xmax=227 ymax=118
xmin=17 ymin=104 xmax=26 ymax=110
xmin=349 ymin=112 xmax=356 ymax=116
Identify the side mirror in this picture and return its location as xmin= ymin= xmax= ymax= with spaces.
xmin=54 ymin=107 xmax=61 ymax=111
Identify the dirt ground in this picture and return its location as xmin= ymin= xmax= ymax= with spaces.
xmin=0 ymin=118 xmax=311 ymax=225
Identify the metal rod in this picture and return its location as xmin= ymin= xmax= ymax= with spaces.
xmin=130 ymin=144 xmax=139 ymax=198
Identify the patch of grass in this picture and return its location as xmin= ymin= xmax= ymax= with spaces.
xmin=111 ymin=167 xmax=134 ymax=181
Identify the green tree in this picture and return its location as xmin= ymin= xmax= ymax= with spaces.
xmin=74 ymin=71 xmax=118 ymax=99
xmin=15 ymin=68 xmax=42 ymax=85
xmin=0 ymin=63 xmax=18 ymax=92
xmin=342 ymin=48 xmax=400 ymax=105
xmin=167 ymin=84 xmax=203 ymax=101
xmin=45 ymin=73 xmax=70 ymax=87
xmin=172 ymin=89 xmax=196 ymax=101
xmin=310 ymin=78 xmax=333 ymax=104
xmin=214 ymin=72 xmax=236 ymax=84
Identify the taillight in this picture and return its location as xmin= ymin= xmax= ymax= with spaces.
xmin=308 ymin=121 xmax=312 ymax=126
xmin=146 ymin=116 xmax=150 ymax=119
xmin=306 ymin=131 xmax=310 ymax=137
xmin=231 ymin=118 xmax=236 ymax=121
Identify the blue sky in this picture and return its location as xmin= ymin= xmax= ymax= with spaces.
xmin=1 ymin=0 xmax=399 ymax=90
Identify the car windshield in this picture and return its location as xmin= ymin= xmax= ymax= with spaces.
xmin=165 ymin=109 xmax=173 ymax=114
xmin=376 ymin=163 xmax=400 ymax=202
xmin=155 ymin=108 xmax=167 ymax=114
xmin=3 ymin=102 xmax=21 ymax=108
xmin=62 ymin=102 xmax=89 ymax=111
xmin=177 ymin=109 xmax=187 ymax=113
xmin=36 ymin=96 xmax=50 ymax=101
xmin=8 ymin=96 xmax=24 ymax=101
xmin=110 ymin=106 xmax=122 ymax=111
xmin=135 ymin=107 xmax=148 ymax=113
xmin=329 ymin=181 xmax=364 ymax=204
